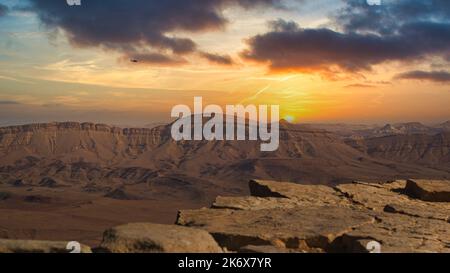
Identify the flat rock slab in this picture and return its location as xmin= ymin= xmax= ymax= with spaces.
xmin=212 ymin=196 xmax=298 ymax=210
xmin=336 ymin=181 xmax=410 ymax=211
xmin=340 ymin=213 xmax=450 ymax=253
xmin=0 ymin=239 xmax=92 ymax=253
xmin=249 ymin=179 xmax=350 ymax=207
xmin=100 ymin=223 xmax=223 ymax=253
xmin=384 ymin=202 xmax=449 ymax=223
xmin=405 ymin=179 xmax=450 ymax=202
xmin=336 ymin=181 xmax=450 ymax=222
xmin=177 ymin=206 xmax=374 ymax=252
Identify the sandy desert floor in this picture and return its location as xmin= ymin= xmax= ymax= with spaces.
xmin=0 ymin=184 xmax=209 ymax=247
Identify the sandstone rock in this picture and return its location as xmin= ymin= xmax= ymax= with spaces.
xmin=100 ymin=223 xmax=223 ymax=253
xmin=336 ymin=181 xmax=450 ymax=222
xmin=177 ymin=206 xmax=374 ymax=252
xmin=249 ymin=179 xmax=349 ymax=207
xmin=384 ymin=203 xmax=449 ymax=222
xmin=405 ymin=179 xmax=450 ymax=202
xmin=0 ymin=239 xmax=92 ymax=253
xmin=178 ymin=179 xmax=450 ymax=253
xmin=212 ymin=196 xmax=298 ymax=210
xmin=339 ymin=212 xmax=450 ymax=253
xmin=336 ymin=181 xmax=410 ymax=211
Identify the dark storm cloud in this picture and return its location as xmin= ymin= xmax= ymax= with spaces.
xmin=200 ymin=52 xmax=234 ymax=65
xmin=242 ymin=20 xmax=450 ymax=71
xmin=395 ymin=70 xmax=450 ymax=83
xmin=243 ymin=0 xmax=450 ymax=72
xmin=27 ymin=0 xmax=280 ymax=63
xmin=0 ymin=3 xmax=8 ymax=16
xmin=335 ymin=0 xmax=450 ymax=35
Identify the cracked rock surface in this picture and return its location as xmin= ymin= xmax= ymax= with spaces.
xmin=177 ymin=179 xmax=450 ymax=253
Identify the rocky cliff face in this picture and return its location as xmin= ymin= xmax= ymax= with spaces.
xmin=1 ymin=122 xmax=449 ymax=190
xmin=347 ymin=132 xmax=450 ymax=167
xmin=1 ymin=178 xmax=449 ymax=253
xmin=0 ymin=122 xmax=167 ymax=165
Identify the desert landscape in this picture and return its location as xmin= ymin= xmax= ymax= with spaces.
xmin=0 ymin=120 xmax=449 ymax=251
xmin=1 ymin=0 xmax=449 ymax=254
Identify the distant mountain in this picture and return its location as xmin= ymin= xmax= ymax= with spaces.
xmin=1 ymin=121 xmax=449 ymax=194
xmin=370 ymin=122 xmax=433 ymax=136
xmin=315 ymin=121 xmax=446 ymax=139
xmin=347 ymin=132 xmax=450 ymax=168
xmin=393 ymin=122 xmax=432 ymax=133
xmin=303 ymin=123 xmax=378 ymax=138
xmin=438 ymin=121 xmax=450 ymax=131
xmin=373 ymin=123 xmax=403 ymax=136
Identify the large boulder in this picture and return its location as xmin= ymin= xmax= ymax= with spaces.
xmin=99 ymin=223 xmax=223 ymax=253
xmin=404 ymin=179 xmax=450 ymax=202
xmin=0 ymin=239 xmax=92 ymax=253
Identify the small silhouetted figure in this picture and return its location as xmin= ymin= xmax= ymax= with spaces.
xmin=130 ymin=59 xmax=138 ymax=63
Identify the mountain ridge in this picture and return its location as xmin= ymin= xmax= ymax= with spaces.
xmin=1 ymin=121 xmax=449 ymax=188
xmin=0 ymin=121 xmax=449 ymax=246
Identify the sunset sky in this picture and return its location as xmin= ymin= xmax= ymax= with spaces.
xmin=0 ymin=0 xmax=449 ymax=126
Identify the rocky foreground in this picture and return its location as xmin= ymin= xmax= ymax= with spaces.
xmin=0 ymin=179 xmax=449 ymax=253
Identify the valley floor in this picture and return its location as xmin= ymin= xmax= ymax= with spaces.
xmin=0 ymin=184 xmax=208 ymax=246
